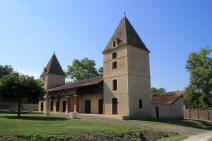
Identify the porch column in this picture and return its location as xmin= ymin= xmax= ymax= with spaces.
xmin=66 ymin=96 xmax=71 ymax=113
xmin=44 ymin=95 xmax=49 ymax=115
xmin=73 ymin=95 xmax=79 ymax=112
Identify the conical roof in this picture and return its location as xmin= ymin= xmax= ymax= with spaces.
xmin=103 ymin=16 xmax=149 ymax=53
xmin=41 ymin=53 xmax=65 ymax=77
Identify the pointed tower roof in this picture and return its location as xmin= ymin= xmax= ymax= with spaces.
xmin=41 ymin=53 xmax=66 ymax=77
xmin=103 ymin=15 xmax=149 ymax=53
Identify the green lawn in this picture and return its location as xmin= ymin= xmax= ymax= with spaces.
xmin=132 ymin=119 xmax=212 ymax=130
xmin=0 ymin=111 xmax=186 ymax=141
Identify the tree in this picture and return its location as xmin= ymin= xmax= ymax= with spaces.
xmin=0 ymin=65 xmax=15 ymax=78
xmin=151 ymin=87 xmax=166 ymax=93
xmin=185 ymin=46 xmax=212 ymax=109
xmin=67 ymin=58 xmax=103 ymax=81
xmin=0 ymin=74 xmax=46 ymax=117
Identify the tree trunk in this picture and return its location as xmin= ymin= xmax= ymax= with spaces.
xmin=17 ymin=94 xmax=21 ymax=118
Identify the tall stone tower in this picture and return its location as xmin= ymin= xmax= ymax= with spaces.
xmin=40 ymin=53 xmax=66 ymax=90
xmin=103 ymin=15 xmax=153 ymax=119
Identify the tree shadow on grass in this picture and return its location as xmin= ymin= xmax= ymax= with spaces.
xmin=136 ymin=119 xmax=212 ymax=130
xmin=0 ymin=110 xmax=68 ymax=121
xmin=2 ymin=115 xmax=68 ymax=121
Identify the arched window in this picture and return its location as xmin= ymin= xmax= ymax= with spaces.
xmin=113 ymin=79 xmax=117 ymax=91
xmin=112 ymin=40 xmax=116 ymax=47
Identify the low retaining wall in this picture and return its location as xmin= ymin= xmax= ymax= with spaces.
xmin=0 ymin=103 xmax=38 ymax=111
xmin=184 ymin=109 xmax=212 ymax=121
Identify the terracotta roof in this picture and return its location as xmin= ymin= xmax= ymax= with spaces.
xmin=48 ymin=77 xmax=103 ymax=92
xmin=151 ymin=91 xmax=184 ymax=105
xmin=41 ymin=53 xmax=66 ymax=77
xmin=103 ymin=16 xmax=149 ymax=53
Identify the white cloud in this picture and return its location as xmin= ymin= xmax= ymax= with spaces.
xmin=14 ymin=67 xmax=40 ymax=79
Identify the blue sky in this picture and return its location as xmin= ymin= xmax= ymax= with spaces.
xmin=0 ymin=0 xmax=211 ymax=91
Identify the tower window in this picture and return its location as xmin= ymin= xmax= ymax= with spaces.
xmin=112 ymin=61 xmax=117 ymax=69
xmin=112 ymin=52 xmax=117 ymax=59
xmin=112 ymin=41 xmax=116 ymax=47
xmin=113 ymin=79 xmax=117 ymax=91
xmin=139 ymin=99 xmax=142 ymax=109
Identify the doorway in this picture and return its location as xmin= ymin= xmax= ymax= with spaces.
xmin=85 ymin=100 xmax=91 ymax=113
xmin=62 ymin=101 xmax=66 ymax=112
xmin=41 ymin=102 xmax=43 ymax=111
xmin=156 ymin=106 xmax=159 ymax=119
xmin=98 ymin=99 xmax=103 ymax=114
xmin=112 ymin=98 xmax=118 ymax=114
xmin=51 ymin=101 xmax=53 ymax=112
xmin=56 ymin=101 xmax=59 ymax=112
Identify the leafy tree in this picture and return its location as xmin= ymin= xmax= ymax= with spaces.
xmin=185 ymin=46 xmax=212 ymax=109
xmin=67 ymin=58 xmax=102 ymax=81
xmin=151 ymin=87 xmax=166 ymax=93
xmin=0 ymin=65 xmax=15 ymax=78
xmin=0 ymin=74 xmax=46 ymax=117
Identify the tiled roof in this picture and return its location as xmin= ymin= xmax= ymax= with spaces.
xmin=41 ymin=53 xmax=66 ymax=77
xmin=151 ymin=91 xmax=184 ymax=105
xmin=48 ymin=77 xmax=103 ymax=92
xmin=103 ymin=16 xmax=149 ymax=53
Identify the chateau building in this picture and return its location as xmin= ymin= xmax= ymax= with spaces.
xmin=38 ymin=15 xmax=184 ymax=119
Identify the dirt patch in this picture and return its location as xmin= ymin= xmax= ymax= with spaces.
xmin=0 ymin=129 xmax=178 ymax=141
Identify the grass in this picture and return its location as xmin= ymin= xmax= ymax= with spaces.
xmin=0 ymin=111 xmax=187 ymax=141
xmin=157 ymin=135 xmax=187 ymax=141
xmin=0 ymin=112 xmax=138 ymax=137
xmin=132 ymin=119 xmax=212 ymax=130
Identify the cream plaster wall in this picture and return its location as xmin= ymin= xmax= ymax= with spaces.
xmin=78 ymin=94 xmax=102 ymax=114
xmin=152 ymin=98 xmax=184 ymax=119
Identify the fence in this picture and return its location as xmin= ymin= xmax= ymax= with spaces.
xmin=184 ymin=109 xmax=212 ymax=121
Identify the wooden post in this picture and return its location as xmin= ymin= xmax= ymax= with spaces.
xmin=189 ymin=109 xmax=191 ymax=118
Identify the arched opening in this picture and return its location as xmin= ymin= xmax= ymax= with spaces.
xmin=112 ymin=98 xmax=118 ymax=114
xmin=40 ymin=102 xmax=43 ymax=111
xmin=85 ymin=100 xmax=91 ymax=113
xmin=98 ymin=99 xmax=103 ymax=114
xmin=51 ymin=101 xmax=53 ymax=112
xmin=62 ymin=101 xmax=66 ymax=112
xmin=56 ymin=101 xmax=59 ymax=112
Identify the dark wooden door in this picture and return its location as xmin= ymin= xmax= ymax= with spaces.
xmin=62 ymin=101 xmax=66 ymax=112
xmin=85 ymin=100 xmax=91 ymax=113
xmin=156 ymin=106 xmax=159 ymax=119
xmin=112 ymin=98 xmax=118 ymax=114
xmin=98 ymin=99 xmax=103 ymax=114
xmin=41 ymin=102 xmax=43 ymax=111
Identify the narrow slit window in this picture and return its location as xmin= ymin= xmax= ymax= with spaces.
xmin=112 ymin=41 xmax=116 ymax=47
xmin=112 ymin=61 xmax=117 ymax=69
xmin=139 ymin=99 xmax=142 ymax=109
xmin=113 ymin=79 xmax=117 ymax=91
xmin=112 ymin=52 xmax=117 ymax=59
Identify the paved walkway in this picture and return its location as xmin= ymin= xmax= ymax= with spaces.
xmin=183 ymin=131 xmax=212 ymax=141
xmin=48 ymin=112 xmax=210 ymax=136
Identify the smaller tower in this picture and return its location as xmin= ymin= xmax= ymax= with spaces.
xmin=40 ymin=53 xmax=66 ymax=114
xmin=40 ymin=53 xmax=66 ymax=90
